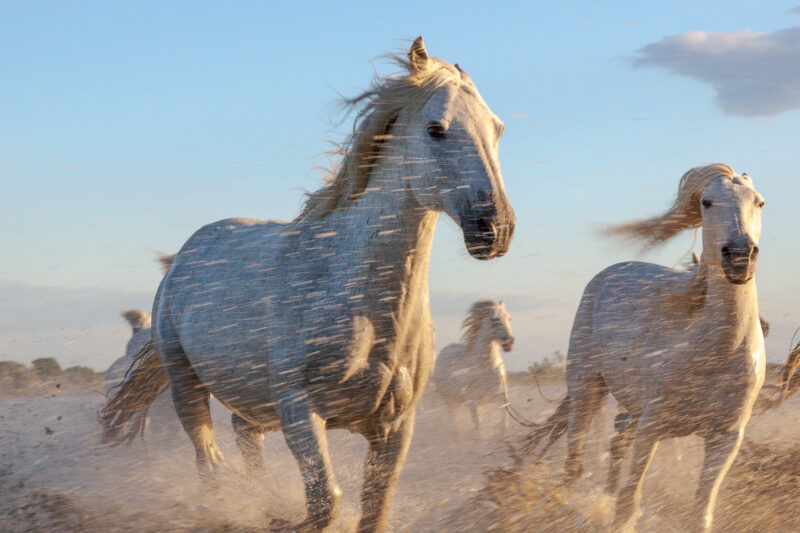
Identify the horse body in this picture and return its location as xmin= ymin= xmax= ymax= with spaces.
xmin=157 ymin=207 xmax=437 ymax=429
xmin=574 ymin=260 xmax=763 ymax=434
xmin=530 ymin=164 xmax=765 ymax=532
xmin=106 ymin=37 xmax=514 ymax=533
xmin=433 ymin=300 xmax=513 ymax=430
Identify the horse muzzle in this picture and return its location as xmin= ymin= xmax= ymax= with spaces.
xmin=721 ymin=242 xmax=758 ymax=284
xmin=502 ymin=337 xmax=515 ymax=352
xmin=462 ymin=212 xmax=515 ymax=261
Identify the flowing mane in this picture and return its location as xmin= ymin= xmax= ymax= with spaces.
xmin=293 ymin=38 xmax=463 ymax=223
xmin=461 ymin=300 xmax=498 ymax=346
xmin=610 ymin=163 xmax=741 ymax=246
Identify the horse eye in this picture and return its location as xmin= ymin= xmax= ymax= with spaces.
xmin=702 ymin=199 xmax=713 ymax=208
xmin=427 ymin=122 xmax=446 ymax=140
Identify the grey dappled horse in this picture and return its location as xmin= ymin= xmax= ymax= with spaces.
xmin=101 ymin=37 xmax=514 ymax=532
xmin=528 ymin=164 xmax=765 ymax=532
xmin=432 ymin=300 xmax=513 ymax=431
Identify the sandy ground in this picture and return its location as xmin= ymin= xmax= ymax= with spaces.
xmin=1 ymin=384 xmax=800 ymax=532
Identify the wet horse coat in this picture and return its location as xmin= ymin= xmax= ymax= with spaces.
xmin=102 ymin=37 xmax=514 ymax=532
xmin=528 ymin=164 xmax=765 ymax=532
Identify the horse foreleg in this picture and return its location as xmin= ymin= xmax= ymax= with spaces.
xmin=691 ymin=429 xmax=743 ymax=532
xmin=278 ymin=392 xmax=341 ymax=530
xmin=358 ymin=411 xmax=415 ymax=533
xmin=612 ymin=415 xmax=660 ymax=532
xmin=232 ymin=412 xmax=266 ymax=472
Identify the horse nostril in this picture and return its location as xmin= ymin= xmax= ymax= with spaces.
xmin=475 ymin=216 xmax=496 ymax=242
xmin=751 ymin=246 xmax=759 ymax=260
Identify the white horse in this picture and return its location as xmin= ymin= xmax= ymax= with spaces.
xmin=100 ymin=37 xmax=515 ymax=533
xmin=104 ymin=310 xmax=185 ymax=441
xmin=104 ymin=310 xmax=152 ymax=390
xmin=104 ymin=255 xmax=175 ymax=415
xmin=432 ymin=300 xmax=514 ymax=431
xmin=528 ymin=164 xmax=765 ymax=532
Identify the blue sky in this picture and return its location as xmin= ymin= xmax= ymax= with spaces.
xmin=2 ymin=1 xmax=799 ymax=371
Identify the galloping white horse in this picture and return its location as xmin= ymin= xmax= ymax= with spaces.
xmin=529 ymin=164 xmax=765 ymax=532
xmin=105 ymin=310 xmax=152 ymax=390
xmin=104 ymin=309 xmax=184 ymax=441
xmin=101 ymin=37 xmax=515 ymax=532
xmin=432 ymin=300 xmax=514 ymax=431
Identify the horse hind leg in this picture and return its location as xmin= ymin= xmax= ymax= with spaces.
xmin=564 ymin=374 xmax=607 ymax=489
xmin=232 ymin=413 xmax=266 ymax=472
xmin=605 ymin=412 xmax=635 ymax=495
xmin=161 ymin=345 xmax=223 ymax=484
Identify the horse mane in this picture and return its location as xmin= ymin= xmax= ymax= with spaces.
xmin=610 ymin=163 xmax=739 ymax=247
xmin=461 ymin=300 xmax=498 ymax=346
xmin=292 ymin=37 xmax=463 ymax=224
xmin=121 ymin=310 xmax=151 ymax=333
xmin=654 ymin=260 xmax=708 ymax=318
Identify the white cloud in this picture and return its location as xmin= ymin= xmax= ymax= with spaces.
xmin=632 ymin=26 xmax=800 ymax=116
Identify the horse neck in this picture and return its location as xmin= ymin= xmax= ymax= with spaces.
xmin=325 ymin=140 xmax=440 ymax=304
xmin=464 ymin=322 xmax=501 ymax=365
xmin=698 ymin=255 xmax=761 ymax=350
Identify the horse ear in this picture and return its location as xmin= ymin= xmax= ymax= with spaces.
xmin=409 ymin=36 xmax=431 ymax=74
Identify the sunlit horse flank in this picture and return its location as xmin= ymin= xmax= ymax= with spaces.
xmin=528 ymin=164 xmax=765 ymax=532
xmin=432 ymin=300 xmax=514 ymax=431
xmin=100 ymin=37 xmax=514 ymax=532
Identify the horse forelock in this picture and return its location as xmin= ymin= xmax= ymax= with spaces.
xmin=292 ymin=52 xmax=463 ymax=224
xmin=610 ymin=163 xmax=741 ymax=247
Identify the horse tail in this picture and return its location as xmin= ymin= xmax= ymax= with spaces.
xmin=98 ymin=340 xmax=170 ymax=444
xmin=522 ymin=394 xmax=570 ymax=458
xmin=778 ymin=337 xmax=800 ymax=405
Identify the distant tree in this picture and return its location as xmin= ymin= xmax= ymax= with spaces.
xmin=63 ymin=365 xmax=102 ymax=386
xmin=31 ymin=357 xmax=62 ymax=379
xmin=0 ymin=360 xmax=37 ymax=390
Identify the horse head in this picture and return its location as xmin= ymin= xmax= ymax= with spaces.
xmin=699 ymin=172 xmax=764 ymax=284
xmin=489 ymin=301 xmax=515 ymax=352
xmin=401 ymin=37 xmax=515 ymax=260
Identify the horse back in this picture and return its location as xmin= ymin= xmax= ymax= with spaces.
xmin=568 ymin=261 xmax=693 ymax=411
xmin=152 ymin=217 xmax=288 ymax=409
